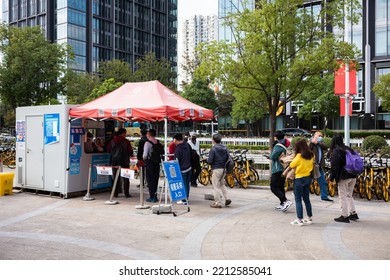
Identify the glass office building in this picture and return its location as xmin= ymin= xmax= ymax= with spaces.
xmin=218 ymin=0 xmax=390 ymax=130
xmin=2 ymin=0 xmax=177 ymax=76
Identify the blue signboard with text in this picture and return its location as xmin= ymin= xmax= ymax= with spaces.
xmin=162 ymin=161 xmax=187 ymax=202
xmin=44 ymin=113 xmax=60 ymax=145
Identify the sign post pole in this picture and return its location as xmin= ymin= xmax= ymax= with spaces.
xmin=344 ymin=3 xmax=350 ymax=146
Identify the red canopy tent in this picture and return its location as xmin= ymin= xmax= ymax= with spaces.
xmin=69 ymin=80 xmax=214 ymax=122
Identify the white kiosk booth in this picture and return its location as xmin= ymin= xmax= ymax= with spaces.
xmin=15 ymin=104 xmax=113 ymax=197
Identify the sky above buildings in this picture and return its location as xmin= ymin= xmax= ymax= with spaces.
xmin=178 ymin=0 xmax=218 ymax=20
xmin=177 ymin=0 xmax=218 ymax=88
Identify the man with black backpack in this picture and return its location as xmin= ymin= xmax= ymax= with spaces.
xmin=173 ymin=133 xmax=192 ymax=205
xmin=107 ymin=128 xmax=133 ymax=197
xmin=143 ymin=129 xmax=164 ymax=203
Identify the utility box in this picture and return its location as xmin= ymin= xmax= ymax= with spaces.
xmin=15 ymin=105 xmax=112 ymax=198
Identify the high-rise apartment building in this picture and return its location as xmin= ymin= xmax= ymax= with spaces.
xmin=218 ymin=0 xmax=390 ymax=131
xmin=180 ymin=14 xmax=218 ymax=86
xmin=2 ymin=0 xmax=177 ymax=76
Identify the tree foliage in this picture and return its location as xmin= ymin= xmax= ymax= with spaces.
xmin=297 ymin=72 xmax=340 ymax=128
xmin=373 ymin=73 xmax=390 ymax=112
xmin=181 ymin=79 xmax=218 ymax=110
xmin=131 ymin=52 xmax=177 ymax=90
xmin=0 ymin=24 xmax=69 ymax=109
xmin=98 ymin=59 xmax=132 ymax=83
xmin=195 ymin=0 xmax=360 ymax=146
xmin=86 ymin=78 xmax=122 ymax=102
xmin=64 ymin=70 xmax=101 ymax=104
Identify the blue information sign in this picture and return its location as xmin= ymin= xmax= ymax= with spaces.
xmin=44 ymin=113 xmax=60 ymax=145
xmin=162 ymin=161 xmax=187 ymax=202
xmin=91 ymin=154 xmax=112 ymax=189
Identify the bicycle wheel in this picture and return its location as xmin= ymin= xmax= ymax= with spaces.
xmin=358 ymin=177 xmax=366 ymax=198
xmin=381 ymin=179 xmax=389 ymax=202
xmin=237 ymin=169 xmax=248 ymax=189
xmin=375 ymin=178 xmax=383 ymax=200
xmin=208 ymin=169 xmax=213 ymax=185
xmin=284 ymin=179 xmax=293 ymax=192
xmin=225 ymin=173 xmax=235 ymax=188
xmin=309 ymin=181 xmax=315 ymax=194
xmin=314 ymin=180 xmax=320 ymax=195
xmin=366 ymin=181 xmax=373 ymax=201
xmin=248 ymin=167 xmax=259 ymax=183
xmin=6 ymin=158 xmax=16 ymax=169
xmin=199 ymin=168 xmax=209 ymax=186
xmin=328 ymin=180 xmax=336 ymax=197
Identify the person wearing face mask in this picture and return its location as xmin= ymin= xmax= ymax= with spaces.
xmin=309 ymin=131 xmax=333 ymax=202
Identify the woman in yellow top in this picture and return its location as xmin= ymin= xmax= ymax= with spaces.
xmin=289 ymin=138 xmax=314 ymax=226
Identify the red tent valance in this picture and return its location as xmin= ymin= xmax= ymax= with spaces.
xmin=69 ymin=80 xmax=214 ymax=122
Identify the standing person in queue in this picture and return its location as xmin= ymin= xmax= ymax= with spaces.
xmin=309 ymin=130 xmax=333 ymax=202
xmin=107 ymin=128 xmax=134 ymax=198
xmin=188 ymin=135 xmax=201 ymax=187
xmin=136 ymin=129 xmax=148 ymax=188
xmin=173 ymin=133 xmax=192 ymax=205
xmin=328 ymin=135 xmax=359 ymax=223
xmin=143 ymin=129 xmax=164 ymax=203
xmin=168 ymin=135 xmax=177 ymax=161
xmin=207 ymin=134 xmax=231 ymax=208
xmin=270 ymin=130 xmax=293 ymax=212
xmin=289 ymin=138 xmax=314 ymax=226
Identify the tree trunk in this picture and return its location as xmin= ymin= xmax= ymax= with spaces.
xmin=268 ymin=97 xmax=277 ymax=150
xmin=268 ymin=102 xmax=277 ymax=179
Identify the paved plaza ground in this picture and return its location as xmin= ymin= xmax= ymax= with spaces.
xmin=0 ymin=176 xmax=389 ymax=261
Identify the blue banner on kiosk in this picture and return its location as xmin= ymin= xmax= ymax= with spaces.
xmin=162 ymin=161 xmax=187 ymax=202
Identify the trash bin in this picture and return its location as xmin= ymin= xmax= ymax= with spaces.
xmin=0 ymin=173 xmax=14 ymax=196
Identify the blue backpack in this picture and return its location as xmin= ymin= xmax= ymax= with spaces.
xmin=344 ymin=150 xmax=364 ymax=175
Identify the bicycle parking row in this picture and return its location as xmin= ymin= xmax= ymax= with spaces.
xmin=0 ymin=144 xmax=16 ymax=169
xmin=197 ymin=149 xmax=259 ymax=189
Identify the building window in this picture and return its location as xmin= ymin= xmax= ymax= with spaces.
xmin=376 ymin=0 xmax=389 ymax=56
xmin=377 ymin=67 xmax=390 ymax=77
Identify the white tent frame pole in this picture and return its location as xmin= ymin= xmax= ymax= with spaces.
xmin=164 ymin=117 xmax=169 ymax=205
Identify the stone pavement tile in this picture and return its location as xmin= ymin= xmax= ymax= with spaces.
xmin=1 ymin=187 xmax=390 ymax=260
xmin=201 ymin=242 xmax=224 ymax=259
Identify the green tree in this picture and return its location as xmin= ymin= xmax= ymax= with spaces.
xmin=297 ymin=72 xmax=340 ymax=128
xmin=64 ymin=70 xmax=101 ymax=104
xmin=0 ymin=24 xmax=69 ymax=109
xmin=196 ymin=0 xmax=360 ymax=146
xmin=132 ymin=52 xmax=177 ymax=90
xmin=0 ymin=104 xmax=15 ymax=128
xmin=231 ymin=87 xmax=267 ymax=129
xmin=373 ymin=73 xmax=390 ymax=111
xmin=86 ymin=78 xmax=122 ymax=102
xmin=181 ymin=79 xmax=218 ymax=110
xmin=98 ymin=59 xmax=132 ymax=83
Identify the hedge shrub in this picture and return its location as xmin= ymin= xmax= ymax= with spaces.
xmin=362 ymin=135 xmax=387 ymax=152
xmin=290 ymin=136 xmax=305 ymax=148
